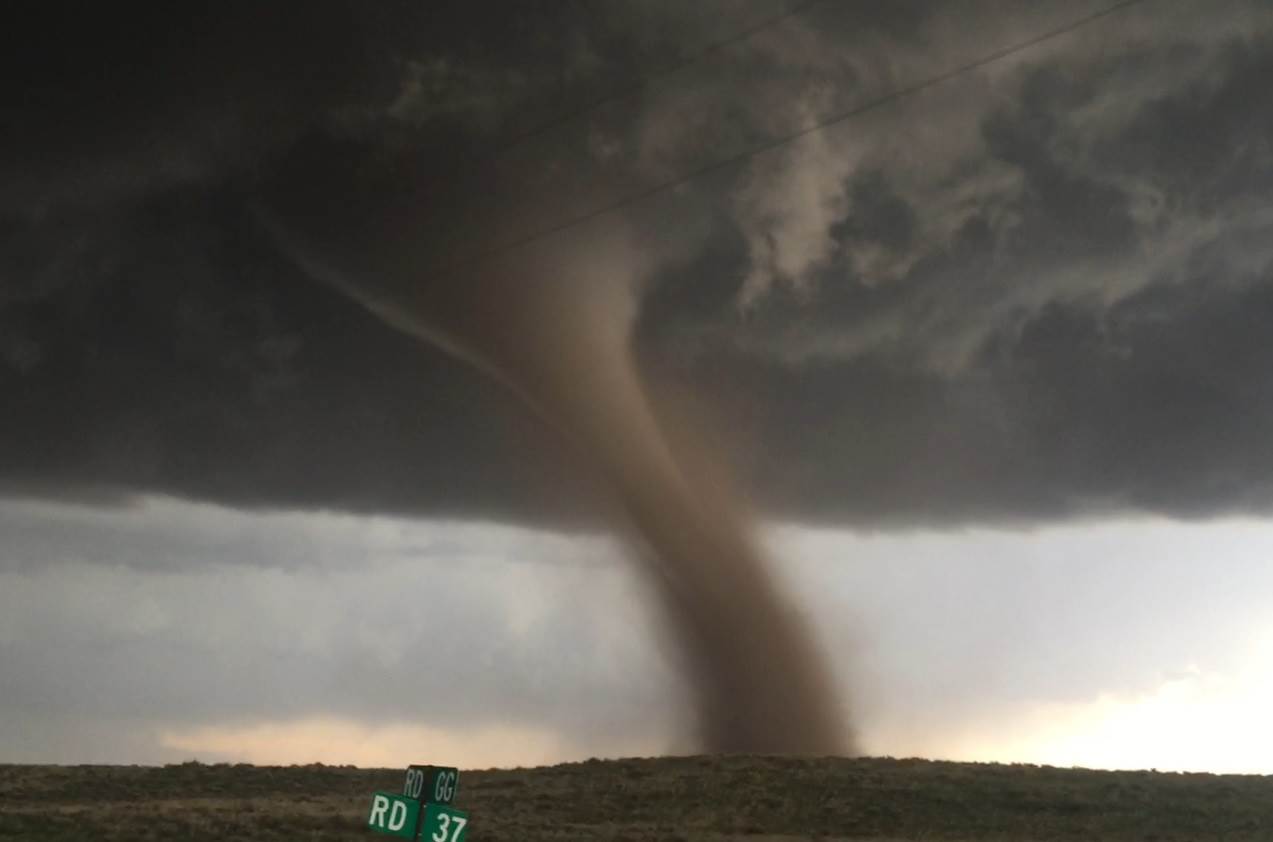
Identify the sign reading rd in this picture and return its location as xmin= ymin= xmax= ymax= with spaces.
xmin=367 ymin=793 xmax=420 ymax=839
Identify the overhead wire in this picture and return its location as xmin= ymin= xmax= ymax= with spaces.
xmin=433 ymin=0 xmax=1156 ymax=276
xmin=487 ymin=0 xmax=830 ymax=159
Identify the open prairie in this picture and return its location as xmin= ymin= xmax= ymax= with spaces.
xmin=2 ymin=755 xmax=1270 ymax=841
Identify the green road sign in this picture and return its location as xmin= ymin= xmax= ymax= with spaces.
xmin=421 ymin=803 xmax=470 ymax=842
xmin=403 ymin=765 xmax=459 ymax=804
xmin=367 ymin=791 xmax=421 ymax=838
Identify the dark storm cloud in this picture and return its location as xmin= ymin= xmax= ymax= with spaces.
xmin=686 ymin=273 xmax=1273 ymax=526
xmin=4 ymin=0 xmax=1273 ymax=526
xmin=0 ymin=194 xmax=598 ymax=521
xmin=0 ymin=0 xmax=803 ymax=523
xmin=639 ymin=1 xmax=1273 ymax=524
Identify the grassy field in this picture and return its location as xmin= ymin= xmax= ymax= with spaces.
xmin=1 ymin=755 xmax=1270 ymax=841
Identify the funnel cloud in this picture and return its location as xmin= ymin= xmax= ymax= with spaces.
xmin=257 ymin=209 xmax=849 ymax=752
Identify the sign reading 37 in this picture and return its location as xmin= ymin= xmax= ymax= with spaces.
xmin=422 ymin=802 xmax=469 ymax=842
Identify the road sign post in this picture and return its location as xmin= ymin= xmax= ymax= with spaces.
xmin=366 ymin=763 xmax=469 ymax=841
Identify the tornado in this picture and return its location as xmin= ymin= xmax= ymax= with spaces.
xmin=260 ymin=204 xmax=852 ymax=755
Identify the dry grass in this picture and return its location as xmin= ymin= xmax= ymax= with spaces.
xmin=2 ymin=755 xmax=1271 ymax=840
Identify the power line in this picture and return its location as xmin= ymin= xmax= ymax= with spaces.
xmin=486 ymin=0 xmax=828 ymax=159
xmin=437 ymin=0 xmax=1154 ymax=276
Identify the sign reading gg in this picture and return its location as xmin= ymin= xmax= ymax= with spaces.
xmin=403 ymin=764 xmax=459 ymax=805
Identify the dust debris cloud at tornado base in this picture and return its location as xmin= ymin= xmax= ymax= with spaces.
xmin=5 ymin=0 xmax=1273 ymax=772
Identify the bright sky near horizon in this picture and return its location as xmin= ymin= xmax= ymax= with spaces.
xmin=2 ymin=495 xmax=1270 ymax=774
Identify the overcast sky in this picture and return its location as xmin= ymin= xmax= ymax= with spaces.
xmin=3 ymin=0 xmax=1273 ymax=771
xmin=3 ymin=495 xmax=1272 ymax=772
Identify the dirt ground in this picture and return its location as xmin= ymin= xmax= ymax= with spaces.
xmin=2 ymin=754 xmax=1271 ymax=840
